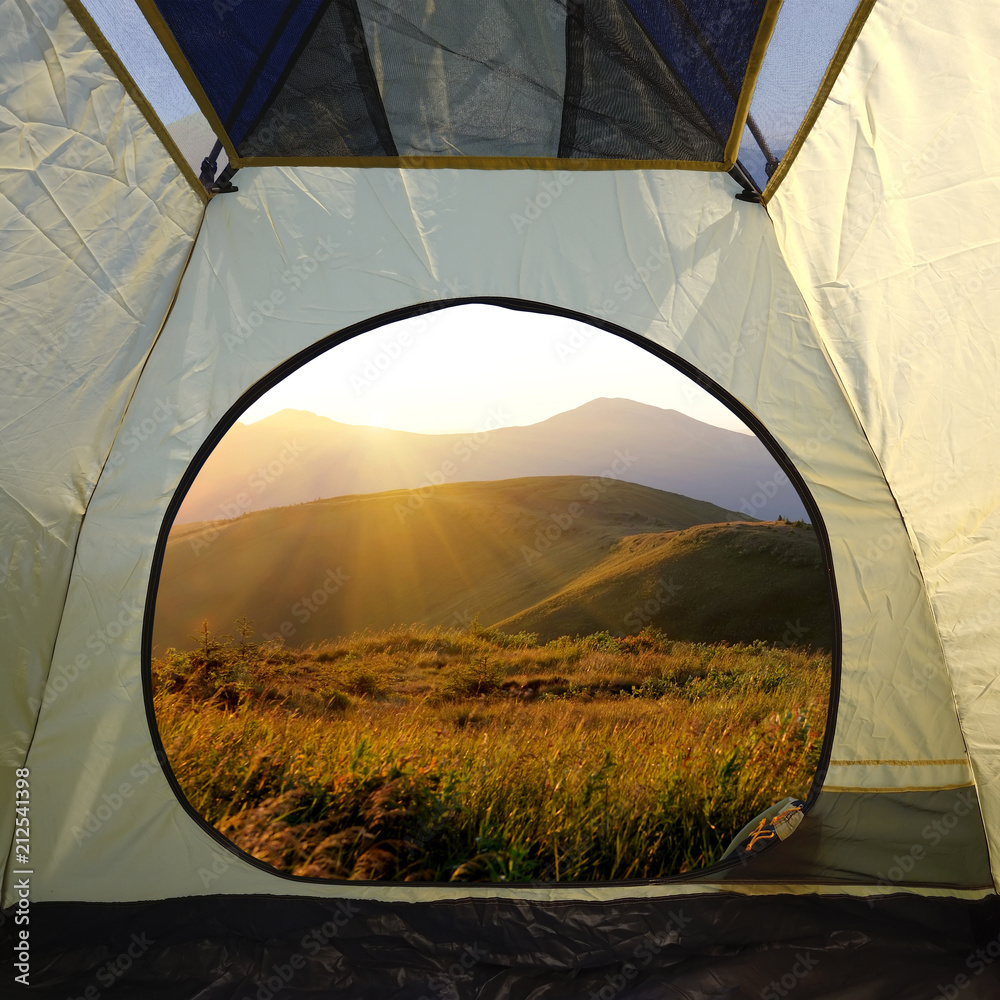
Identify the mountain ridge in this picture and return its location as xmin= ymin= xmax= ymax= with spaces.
xmin=176 ymin=397 xmax=806 ymax=523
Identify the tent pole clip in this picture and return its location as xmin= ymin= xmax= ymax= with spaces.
xmin=728 ymin=162 xmax=763 ymax=204
xmin=199 ymin=139 xmax=223 ymax=191
xmin=210 ymin=164 xmax=240 ymax=195
xmin=199 ymin=140 xmax=239 ymax=195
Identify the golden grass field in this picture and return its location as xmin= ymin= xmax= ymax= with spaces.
xmin=153 ymin=622 xmax=830 ymax=882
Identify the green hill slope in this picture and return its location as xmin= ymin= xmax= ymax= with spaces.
xmin=495 ymin=520 xmax=831 ymax=649
xmin=153 ymin=476 xmax=756 ymax=650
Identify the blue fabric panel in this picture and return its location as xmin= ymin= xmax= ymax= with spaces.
xmin=623 ymin=0 xmax=764 ymax=143
xmin=150 ymin=0 xmax=327 ymax=144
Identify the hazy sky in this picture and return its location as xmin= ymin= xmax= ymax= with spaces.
xmin=238 ymin=304 xmax=752 ymax=435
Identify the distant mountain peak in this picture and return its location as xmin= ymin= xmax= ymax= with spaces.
xmin=176 ymin=396 xmax=806 ymax=524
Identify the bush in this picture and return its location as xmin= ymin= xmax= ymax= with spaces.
xmin=617 ymin=627 xmax=672 ymax=655
xmin=151 ymin=619 xmax=288 ymax=702
xmin=444 ymin=657 xmax=505 ymax=697
xmin=313 ymin=649 xmax=343 ymax=664
xmin=320 ymin=688 xmax=352 ymax=713
xmin=344 ymin=668 xmax=386 ymax=698
xmin=578 ymin=631 xmax=621 ymax=653
xmin=466 ymin=614 xmax=538 ymax=649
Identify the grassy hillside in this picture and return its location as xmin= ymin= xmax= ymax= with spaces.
xmin=497 ymin=520 xmax=830 ymax=649
xmin=154 ymin=476 xmax=760 ymax=651
xmin=154 ymin=623 xmax=830 ymax=881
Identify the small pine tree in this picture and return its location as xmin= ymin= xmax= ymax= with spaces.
xmin=234 ymin=615 xmax=254 ymax=655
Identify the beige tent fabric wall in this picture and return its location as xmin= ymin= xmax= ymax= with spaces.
xmin=771 ymin=0 xmax=1000 ymax=886
xmin=0 ymin=0 xmax=202 ymax=893
xmin=16 ymin=160 xmax=971 ymax=903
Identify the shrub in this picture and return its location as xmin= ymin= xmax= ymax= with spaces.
xmin=485 ymin=628 xmax=539 ymax=649
xmin=617 ymin=627 xmax=672 ymax=655
xmin=578 ymin=630 xmax=620 ymax=653
xmin=444 ymin=656 xmax=505 ymax=697
xmin=345 ymin=668 xmax=386 ymax=698
xmin=320 ymin=688 xmax=353 ymax=713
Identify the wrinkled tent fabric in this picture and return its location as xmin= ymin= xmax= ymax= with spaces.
xmin=772 ymin=0 xmax=1000 ymax=890
xmin=3 ymin=0 xmax=1000 ymax=996
xmin=0 ymin=0 xmax=203 ymax=887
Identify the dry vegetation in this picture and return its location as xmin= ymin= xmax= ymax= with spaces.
xmin=153 ymin=620 xmax=829 ymax=882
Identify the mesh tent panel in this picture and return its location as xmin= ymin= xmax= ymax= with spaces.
xmin=560 ymin=0 xmax=724 ymax=161
xmin=350 ymin=0 xmax=566 ymax=158
xmin=624 ymin=0 xmax=765 ymax=142
xmin=148 ymin=0 xmax=326 ymax=144
xmin=740 ymin=0 xmax=863 ymax=187
xmin=239 ymin=0 xmax=396 ymax=158
xmin=146 ymin=0 xmax=772 ymax=163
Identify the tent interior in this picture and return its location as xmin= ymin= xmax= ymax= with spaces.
xmin=3 ymin=0 xmax=1000 ymax=996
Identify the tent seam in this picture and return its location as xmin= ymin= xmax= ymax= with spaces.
xmin=765 ymin=0 xmax=990 ymax=883
xmin=63 ymin=0 xmax=208 ymax=203
xmin=762 ymin=0 xmax=878 ymax=203
xmin=4 ymin=205 xmax=207 ymax=889
xmin=757 ymin=207 xmax=978 ymax=804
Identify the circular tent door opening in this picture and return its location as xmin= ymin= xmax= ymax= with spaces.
xmin=149 ymin=302 xmax=835 ymax=882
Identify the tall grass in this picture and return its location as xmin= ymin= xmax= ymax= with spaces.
xmin=153 ymin=623 xmax=829 ymax=882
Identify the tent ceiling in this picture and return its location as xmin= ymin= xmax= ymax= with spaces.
xmin=139 ymin=0 xmax=777 ymax=167
xmin=78 ymin=0 xmax=865 ymax=189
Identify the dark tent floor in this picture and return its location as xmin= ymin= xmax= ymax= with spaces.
xmin=4 ymin=891 xmax=1000 ymax=998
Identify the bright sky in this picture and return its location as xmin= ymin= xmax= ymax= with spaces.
xmin=238 ymin=304 xmax=752 ymax=435
xmin=737 ymin=0 xmax=859 ymax=185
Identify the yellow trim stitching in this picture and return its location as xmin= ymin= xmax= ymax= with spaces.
xmin=65 ymin=0 xmax=208 ymax=202
xmin=133 ymin=0 xmax=238 ymax=164
xmin=823 ymin=782 xmax=976 ymax=794
xmin=229 ymin=154 xmax=726 ymax=171
xmin=762 ymin=0 xmax=878 ymax=203
xmin=724 ymin=0 xmax=784 ymax=170
xmin=829 ymin=759 xmax=969 ymax=767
